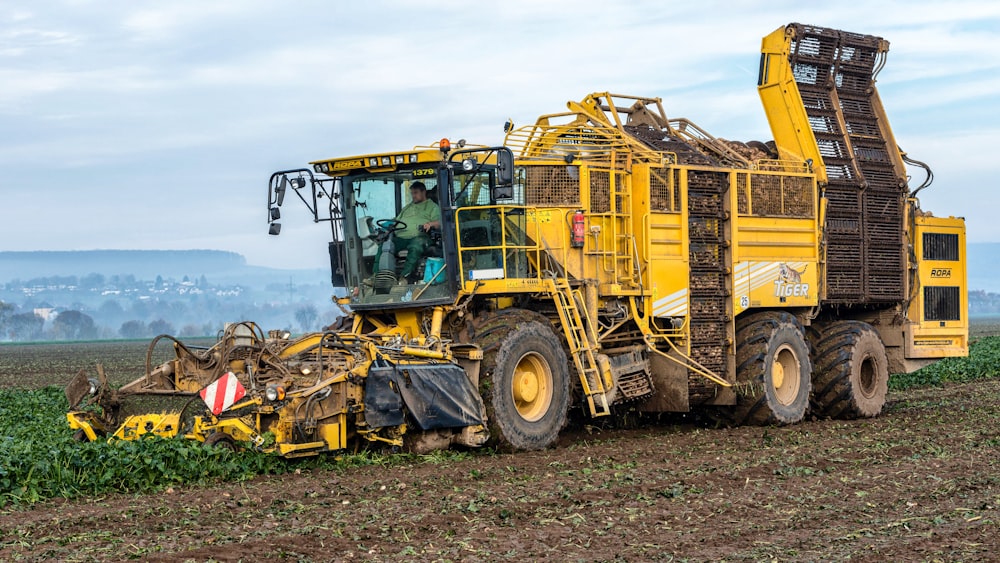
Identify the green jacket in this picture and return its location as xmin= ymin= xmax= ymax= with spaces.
xmin=396 ymin=199 xmax=440 ymax=239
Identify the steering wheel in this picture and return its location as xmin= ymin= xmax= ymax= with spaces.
xmin=376 ymin=218 xmax=407 ymax=233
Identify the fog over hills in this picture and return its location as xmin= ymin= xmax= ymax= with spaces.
xmin=967 ymin=243 xmax=1000 ymax=294
xmin=0 ymin=245 xmax=997 ymax=342
xmin=0 ymin=250 xmax=329 ymax=287
xmin=0 ymin=250 xmax=335 ymax=340
xmin=2 ymin=244 xmax=997 ymax=291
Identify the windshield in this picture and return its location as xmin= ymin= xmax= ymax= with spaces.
xmin=342 ymin=168 xmax=452 ymax=307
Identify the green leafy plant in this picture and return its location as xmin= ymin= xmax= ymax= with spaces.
xmin=1 ymin=334 xmax=997 ymax=506
xmin=0 ymin=387 xmax=289 ymax=504
xmin=890 ymin=336 xmax=1000 ymax=390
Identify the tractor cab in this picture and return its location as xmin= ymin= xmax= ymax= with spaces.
xmin=267 ymin=140 xmax=516 ymax=310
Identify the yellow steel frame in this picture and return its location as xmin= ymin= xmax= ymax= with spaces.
xmin=907 ymin=215 xmax=968 ymax=358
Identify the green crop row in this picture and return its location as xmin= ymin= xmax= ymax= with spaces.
xmin=889 ymin=336 xmax=1000 ymax=390
xmin=2 ymin=337 xmax=997 ymax=507
xmin=0 ymin=387 xmax=286 ymax=505
xmin=0 ymin=387 xmax=473 ymax=507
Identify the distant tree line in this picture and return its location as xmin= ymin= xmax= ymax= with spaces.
xmin=0 ymin=300 xmax=336 ymax=342
xmin=0 ymin=296 xmax=336 ymax=343
xmin=970 ymin=290 xmax=1000 ymax=315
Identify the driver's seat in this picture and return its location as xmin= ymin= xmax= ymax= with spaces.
xmin=358 ymin=217 xmax=378 ymax=257
xmin=395 ymin=229 xmax=443 ymax=263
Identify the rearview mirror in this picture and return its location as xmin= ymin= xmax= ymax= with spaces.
xmin=492 ymin=185 xmax=514 ymax=201
xmin=269 ymin=223 xmax=281 ymax=236
xmin=497 ymin=148 xmax=514 ymax=186
xmin=269 ymin=207 xmax=281 ymax=221
xmin=275 ymin=176 xmax=287 ymax=206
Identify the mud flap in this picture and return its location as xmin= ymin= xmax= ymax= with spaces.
xmin=365 ymin=367 xmax=407 ymax=429
xmin=365 ymin=362 xmax=486 ymax=430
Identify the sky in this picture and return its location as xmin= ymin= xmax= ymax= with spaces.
xmin=1 ymin=1 xmax=998 ymax=270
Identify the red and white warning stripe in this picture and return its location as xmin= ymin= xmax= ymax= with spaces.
xmin=199 ymin=371 xmax=247 ymax=415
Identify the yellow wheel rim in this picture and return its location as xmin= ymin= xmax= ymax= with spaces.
xmin=772 ymin=344 xmax=801 ymax=405
xmin=511 ymin=352 xmax=553 ymax=422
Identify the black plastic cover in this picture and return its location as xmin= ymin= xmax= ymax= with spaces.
xmin=365 ymin=361 xmax=485 ymax=430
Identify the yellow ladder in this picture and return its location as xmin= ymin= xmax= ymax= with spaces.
xmin=552 ymin=280 xmax=613 ymax=417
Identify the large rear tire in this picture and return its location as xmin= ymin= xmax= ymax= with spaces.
xmin=734 ymin=312 xmax=812 ymax=425
xmin=480 ymin=321 xmax=570 ymax=451
xmin=809 ymin=321 xmax=889 ymax=418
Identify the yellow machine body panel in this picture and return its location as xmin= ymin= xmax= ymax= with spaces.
xmin=647 ymin=208 xmax=689 ymax=318
xmin=111 ymin=413 xmax=181 ymax=441
xmin=758 ymin=26 xmax=827 ymax=183
xmin=907 ymin=215 xmax=968 ymax=358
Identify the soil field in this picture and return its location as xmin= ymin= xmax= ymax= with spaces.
xmin=1 ymin=333 xmax=998 ymax=561
xmin=0 ymin=338 xmax=213 ymax=390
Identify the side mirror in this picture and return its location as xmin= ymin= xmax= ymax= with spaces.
xmin=269 ymin=207 xmax=281 ymax=221
xmin=497 ymin=148 xmax=514 ymax=186
xmin=274 ymin=176 xmax=287 ymax=206
xmin=492 ymin=185 xmax=514 ymax=201
xmin=269 ymin=223 xmax=281 ymax=236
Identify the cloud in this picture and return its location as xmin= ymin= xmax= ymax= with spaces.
xmin=120 ymin=2 xmax=258 ymax=42
xmin=1 ymin=0 xmax=997 ymax=268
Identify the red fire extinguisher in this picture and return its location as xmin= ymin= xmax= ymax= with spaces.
xmin=571 ymin=210 xmax=585 ymax=248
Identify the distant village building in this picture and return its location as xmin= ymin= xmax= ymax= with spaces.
xmin=33 ymin=307 xmax=58 ymax=321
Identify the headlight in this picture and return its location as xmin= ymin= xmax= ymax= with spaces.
xmin=265 ymin=385 xmax=285 ymax=402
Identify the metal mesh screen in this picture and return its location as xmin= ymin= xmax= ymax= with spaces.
xmin=746 ymin=174 xmax=813 ymax=217
xmin=590 ymin=170 xmax=611 ymax=213
xmin=524 ymin=165 xmax=580 ymax=206
xmin=751 ymin=175 xmax=783 ymax=215
xmin=650 ymin=167 xmax=680 ymax=212
xmin=736 ymin=173 xmax=749 ymax=215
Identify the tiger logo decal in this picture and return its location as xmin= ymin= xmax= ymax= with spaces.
xmin=778 ymin=263 xmax=808 ymax=284
xmin=774 ymin=263 xmax=810 ymax=298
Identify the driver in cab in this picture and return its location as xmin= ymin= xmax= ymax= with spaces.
xmin=375 ymin=181 xmax=441 ymax=284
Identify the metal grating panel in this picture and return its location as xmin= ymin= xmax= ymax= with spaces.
xmin=825 ymin=187 xmax=861 ymax=215
xmin=788 ymin=23 xmax=905 ymax=304
xmin=590 ymin=170 xmax=611 ymax=213
xmin=524 ymin=165 xmax=580 ymax=206
xmin=924 ymin=286 xmax=961 ymax=321
xmin=736 ymin=173 xmax=749 ymax=215
xmin=746 ymin=174 xmax=814 ymax=217
xmin=650 ymin=167 xmax=680 ymax=212
xmin=685 ymin=169 xmax=730 ymax=384
xmin=923 ymin=233 xmax=960 ymax=261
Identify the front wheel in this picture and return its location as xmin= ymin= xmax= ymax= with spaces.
xmin=481 ymin=321 xmax=570 ymax=451
xmin=734 ymin=312 xmax=812 ymax=425
xmin=203 ymin=432 xmax=238 ymax=451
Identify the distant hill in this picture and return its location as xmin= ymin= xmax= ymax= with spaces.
xmin=0 ymin=250 xmax=328 ymax=288
xmin=1 ymin=245 xmax=997 ymax=292
xmin=0 ymin=250 xmax=244 ymax=279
